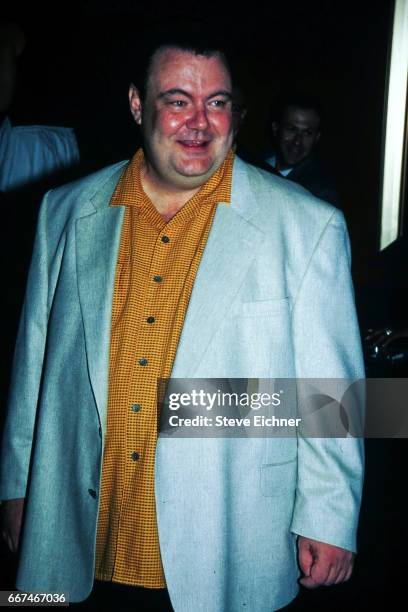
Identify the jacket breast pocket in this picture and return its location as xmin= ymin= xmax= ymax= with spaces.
xmin=240 ymin=298 xmax=290 ymax=318
xmin=260 ymin=459 xmax=297 ymax=497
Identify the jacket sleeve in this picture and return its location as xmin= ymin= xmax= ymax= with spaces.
xmin=290 ymin=208 xmax=365 ymax=552
xmin=0 ymin=192 xmax=52 ymax=499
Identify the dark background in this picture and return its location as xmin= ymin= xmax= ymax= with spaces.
xmin=4 ymin=0 xmax=393 ymax=277
xmin=2 ymin=1 xmax=406 ymax=610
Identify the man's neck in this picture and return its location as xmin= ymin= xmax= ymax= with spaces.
xmin=140 ymin=162 xmax=201 ymax=221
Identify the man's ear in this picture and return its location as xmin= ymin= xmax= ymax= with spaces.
xmin=129 ymin=83 xmax=142 ymax=125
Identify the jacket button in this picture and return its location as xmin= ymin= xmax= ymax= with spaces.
xmin=88 ymin=489 xmax=97 ymax=499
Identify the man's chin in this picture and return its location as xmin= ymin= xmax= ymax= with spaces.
xmin=173 ymin=160 xmax=216 ymax=182
xmin=177 ymin=158 xmax=214 ymax=174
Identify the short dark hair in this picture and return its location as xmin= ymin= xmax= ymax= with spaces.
xmin=129 ymin=20 xmax=233 ymax=102
xmin=272 ymin=91 xmax=324 ymax=127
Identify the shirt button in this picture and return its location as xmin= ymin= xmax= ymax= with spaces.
xmin=146 ymin=316 xmax=155 ymax=324
xmin=138 ymin=357 xmax=148 ymax=366
xmin=131 ymin=451 xmax=140 ymax=461
xmin=153 ymin=275 xmax=162 ymax=283
xmin=161 ymin=235 xmax=170 ymax=243
xmin=131 ymin=403 xmax=141 ymax=412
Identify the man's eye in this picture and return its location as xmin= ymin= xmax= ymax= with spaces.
xmin=169 ymin=100 xmax=187 ymax=107
xmin=209 ymin=99 xmax=228 ymax=108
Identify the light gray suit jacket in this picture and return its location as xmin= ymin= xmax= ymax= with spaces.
xmin=0 ymin=156 xmax=364 ymax=611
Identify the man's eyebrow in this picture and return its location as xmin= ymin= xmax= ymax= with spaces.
xmin=157 ymin=88 xmax=232 ymax=100
xmin=207 ymin=90 xmax=232 ymax=100
xmin=157 ymin=88 xmax=192 ymax=99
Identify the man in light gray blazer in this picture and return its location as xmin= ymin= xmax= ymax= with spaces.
xmin=0 ymin=31 xmax=364 ymax=612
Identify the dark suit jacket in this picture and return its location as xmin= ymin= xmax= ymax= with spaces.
xmin=241 ymin=149 xmax=340 ymax=206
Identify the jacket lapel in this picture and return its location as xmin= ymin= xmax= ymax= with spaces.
xmin=76 ymin=169 xmax=125 ymax=428
xmin=171 ymin=157 xmax=266 ymax=377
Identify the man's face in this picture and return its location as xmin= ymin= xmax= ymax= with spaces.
xmin=273 ymin=106 xmax=321 ymax=168
xmin=129 ymin=47 xmax=234 ymax=192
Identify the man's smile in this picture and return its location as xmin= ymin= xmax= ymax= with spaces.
xmin=178 ymin=139 xmax=210 ymax=149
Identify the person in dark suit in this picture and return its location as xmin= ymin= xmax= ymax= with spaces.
xmin=253 ymin=93 xmax=339 ymax=206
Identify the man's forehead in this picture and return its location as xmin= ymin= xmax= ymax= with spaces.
xmin=283 ymin=106 xmax=320 ymax=126
xmin=147 ymin=46 xmax=231 ymax=89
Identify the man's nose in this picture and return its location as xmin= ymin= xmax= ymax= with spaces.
xmin=293 ymin=131 xmax=303 ymax=146
xmin=186 ymin=106 xmax=209 ymax=131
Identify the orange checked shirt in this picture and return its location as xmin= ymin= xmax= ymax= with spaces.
xmin=94 ymin=148 xmax=234 ymax=588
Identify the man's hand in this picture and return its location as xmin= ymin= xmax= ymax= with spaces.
xmin=297 ymin=536 xmax=354 ymax=588
xmin=0 ymin=498 xmax=25 ymax=554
